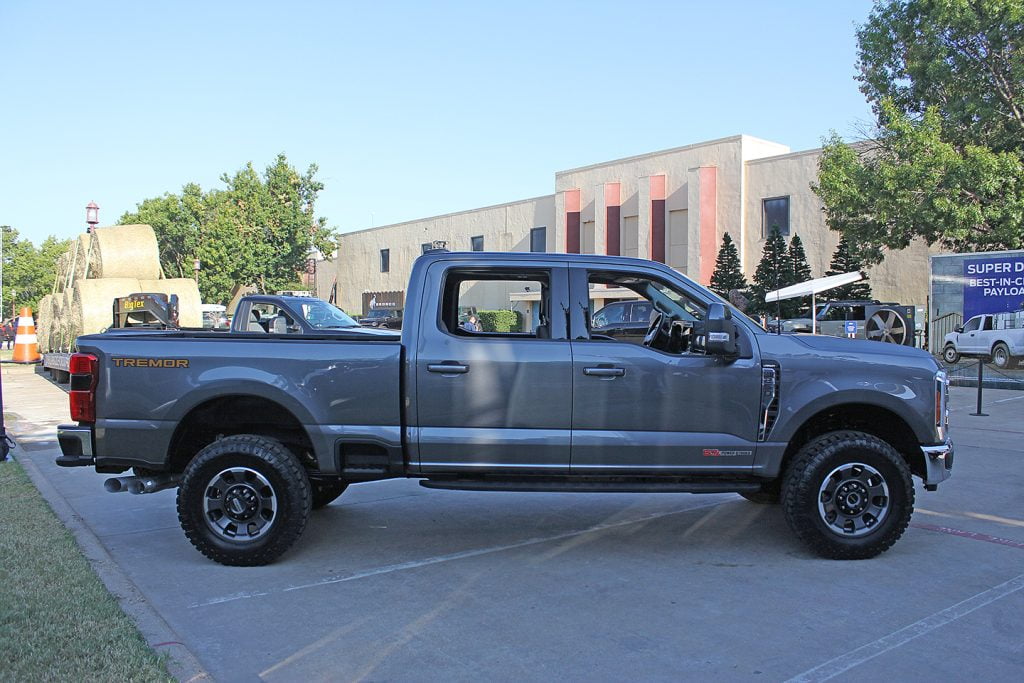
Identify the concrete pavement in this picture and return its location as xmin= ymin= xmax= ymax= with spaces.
xmin=3 ymin=363 xmax=1023 ymax=682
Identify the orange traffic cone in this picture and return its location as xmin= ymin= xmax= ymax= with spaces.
xmin=12 ymin=306 xmax=41 ymax=364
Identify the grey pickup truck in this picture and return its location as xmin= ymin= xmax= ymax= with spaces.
xmin=57 ymin=251 xmax=953 ymax=565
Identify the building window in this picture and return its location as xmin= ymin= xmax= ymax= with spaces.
xmin=762 ymin=197 xmax=790 ymax=237
xmin=421 ymin=242 xmax=432 ymax=255
xmin=471 ymin=235 xmax=484 ymax=252
xmin=380 ymin=248 xmax=390 ymax=273
xmin=530 ymin=227 xmax=546 ymax=253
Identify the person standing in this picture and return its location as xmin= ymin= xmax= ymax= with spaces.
xmin=2 ymin=319 xmax=13 ymax=350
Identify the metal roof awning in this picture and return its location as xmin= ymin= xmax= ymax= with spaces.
xmin=765 ymin=271 xmax=863 ymax=303
xmin=765 ymin=271 xmax=863 ymax=334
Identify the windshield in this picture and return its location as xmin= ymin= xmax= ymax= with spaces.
xmin=300 ymin=300 xmax=360 ymax=329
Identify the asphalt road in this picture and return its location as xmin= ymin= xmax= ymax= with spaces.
xmin=4 ymin=364 xmax=1023 ymax=682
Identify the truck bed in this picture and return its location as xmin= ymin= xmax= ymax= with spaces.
xmin=75 ymin=330 xmax=403 ymax=474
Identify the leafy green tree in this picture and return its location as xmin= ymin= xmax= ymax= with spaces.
xmin=824 ymin=236 xmax=873 ymax=302
xmin=1 ymin=226 xmax=70 ymax=315
xmin=748 ymin=227 xmax=792 ymax=318
xmin=815 ymin=0 xmax=1024 ymax=261
xmin=856 ymin=0 xmax=1024 ymax=153
xmin=709 ymin=233 xmax=748 ymax=297
xmin=120 ymin=153 xmax=335 ymax=304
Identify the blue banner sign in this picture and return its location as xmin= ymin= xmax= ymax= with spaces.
xmin=963 ymin=255 xmax=1024 ymax=318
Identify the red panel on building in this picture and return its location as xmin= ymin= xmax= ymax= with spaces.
xmin=565 ymin=189 xmax=581 ymax=254
xmin=699 ymin=167 xmax=718 ymax=284
xmin=650 ymin=175 xmax=666 ymax=263
xmin=605 ymin=183 xmax=621 ymax=256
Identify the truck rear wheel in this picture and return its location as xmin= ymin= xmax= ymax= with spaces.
xmin=311 ymin=480 xmax=349 ymax=509
xmin=782 ymin=430 xmax=913 ymax=560
xmin=991 ymin=343 xmax=1011 ymax=369
xmin=177 ymin=434 xmax=311 ymax=566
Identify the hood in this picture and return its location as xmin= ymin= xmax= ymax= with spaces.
xmin=788 ymin=334 xmax=938 ymax=366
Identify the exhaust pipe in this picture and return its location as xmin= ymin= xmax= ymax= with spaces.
xmin=105 ymin=474 xmax=182 ymax=495
xmin=126 ymin=474 xmax=183 ymax=495
xmin=103 ymin=476 xmax=135 ymax=493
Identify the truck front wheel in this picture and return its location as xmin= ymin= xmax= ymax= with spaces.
xmin=942 ymin=345 xmax=960 ymax=364
xmin=782 ymin=431 xmax=913 ymax=560
xmin=177 ymin=434 xmax=312 ymax=566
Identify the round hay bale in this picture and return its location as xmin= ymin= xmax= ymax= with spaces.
xmin=60 ymin=288 xmax=76 ymax=351
xmin=70 ymin=278 xmax=141 ymax=337
xmin=49 ymin=290 xmax=72 ymax=353
xmin=138 ymin=278 xmax=202 ymax=328
xmin=36 ymin=294 xmax=54 ymax=353
xmin=89 ymin=224 xmax=161 ymax=280
xmin=55 ymin=252 xmax=71 ymax=290
xmin=71 ymin=233 xmax=93 ymax=283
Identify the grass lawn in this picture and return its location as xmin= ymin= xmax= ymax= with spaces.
xmin=0 ymin=459 xmax=171 ymax=681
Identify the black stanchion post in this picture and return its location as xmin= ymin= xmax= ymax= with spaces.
xmin=970 ymin=360 xmax=988 ymax=417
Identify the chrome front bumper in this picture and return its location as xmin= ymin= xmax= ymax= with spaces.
xmin=921 ymin=440 xmax=954 ymax=488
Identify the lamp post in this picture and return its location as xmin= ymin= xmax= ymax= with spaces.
xmin=86 ymin=201 xmax=100 ymax=233
xmin=193 ymin=258 xmax=201 ymax=283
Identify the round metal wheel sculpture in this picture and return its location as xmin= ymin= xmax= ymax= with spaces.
xmin=865 ymin=308 xmax=908 ymax=345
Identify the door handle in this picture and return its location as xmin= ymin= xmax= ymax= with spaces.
xmin=583 ymin=367 xmax=625 ymax=377
xmin=428 ymin=363 xmax=469 ymax=374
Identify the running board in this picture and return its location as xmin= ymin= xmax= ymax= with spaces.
xmin=420 ymin=479 xmax=762 ymax=494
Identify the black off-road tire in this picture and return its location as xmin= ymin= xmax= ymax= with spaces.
xmin=311 ymin=480 xmax=349 ymax=510
xmin=177 ymin=434 xmax=312 ymax=566
xmin=782 ymin=430 xmax=914 ymax=560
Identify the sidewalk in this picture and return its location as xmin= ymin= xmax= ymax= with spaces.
xmin=2 ymin=364 xmax=209 ymax=682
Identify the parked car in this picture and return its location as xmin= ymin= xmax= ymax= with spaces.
xmin=771 ymin=300 xmax=916 ymax=346
xmin=590 ymin=299 xmax=655 ymax=343
xmin=56 ymin=251 xmax=952 ymax=565
xmin=942 ymin=311 xmax=1024 ymax=368
xmin=358 ymin=308 xmax=402 ymax=329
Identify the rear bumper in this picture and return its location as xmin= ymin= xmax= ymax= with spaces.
xmin=921 ymin=440 xmax=954 ymax=487
xmin=56 ymin=424 xmax=94 ymax=467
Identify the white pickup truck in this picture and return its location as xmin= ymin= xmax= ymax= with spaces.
xmin=942 ymin=311 xmax=1024 ymax=368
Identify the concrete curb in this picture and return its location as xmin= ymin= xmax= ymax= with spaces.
xmin=12 ymin=431 xmax=210 ymax=682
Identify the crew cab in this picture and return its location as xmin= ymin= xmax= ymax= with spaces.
xmin=56 ymin=251 xmax=953 ymax=566
xmin=942 ymin=312 xmax=1024 ymax=368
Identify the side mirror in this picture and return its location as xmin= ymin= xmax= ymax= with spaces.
xmin=705 ymin=303 xmax=738 ymax=357
xmin=953 ymin=325 xmax=963 ymax=334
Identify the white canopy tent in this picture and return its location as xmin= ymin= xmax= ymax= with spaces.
xmin=764 ymin=271 xmax=863 ymax=334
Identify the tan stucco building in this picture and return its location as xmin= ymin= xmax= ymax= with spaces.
xmin=319 ymin=135 xmax=932 ymax=315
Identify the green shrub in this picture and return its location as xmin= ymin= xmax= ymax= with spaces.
xmin=477 ymin=309 xmax=522 ymax=333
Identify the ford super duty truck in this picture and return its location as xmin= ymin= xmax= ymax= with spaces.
xmin=56 ymin=251 xmax=953 ymax=565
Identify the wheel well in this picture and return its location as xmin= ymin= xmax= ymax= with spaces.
xmin=782 ymin=404 xmax=924 ymax=478
xmin=165 ymin=395 xmax=316 ymax=473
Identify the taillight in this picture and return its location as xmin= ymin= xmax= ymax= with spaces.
xmin=69 ymin=353 xmax=99 ymax=423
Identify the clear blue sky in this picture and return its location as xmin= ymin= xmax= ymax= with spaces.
xmin=1 ymin=0 xmax=875 ymax=246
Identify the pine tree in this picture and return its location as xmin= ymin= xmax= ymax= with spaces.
xmin=824 ymin=236 xmax=873 ymax=301
xmin=709 ymin=233 xmax=748 ymax=298
xmin=749 ymin=227 xmax=792 ymax=318
xmin=787 ymin=235 xmax=813 ymax=317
